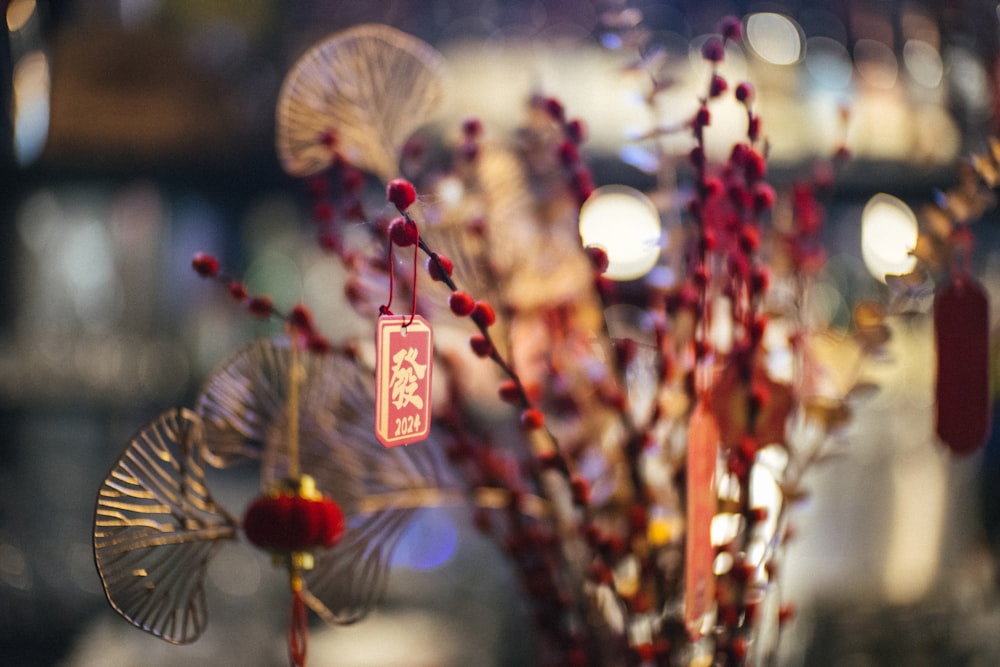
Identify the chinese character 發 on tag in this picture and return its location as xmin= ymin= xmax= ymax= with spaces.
xmin=375 ymin=315 xmax=433 ymax=447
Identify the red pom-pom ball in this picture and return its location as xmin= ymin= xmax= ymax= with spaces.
xmin=387 ymin=178 xmax=417 ymax=212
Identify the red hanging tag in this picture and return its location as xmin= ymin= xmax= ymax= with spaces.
xmin=685 ymin=400 xmax=719 ymax=640
xmin=375 ymin=315 xmax=433 ymax=447
xmin=935 ymin=278 xmax=991 ymax=455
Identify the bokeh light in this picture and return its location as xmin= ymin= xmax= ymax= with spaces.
xmin=390 ymin=509 xmax=459 ymax=570
xmin=746 ymin=13 xmax=803 ymax=65
xmin=861 ymin=193 xmax=919 ymax=282
xmin=578 ymin=185 xmax=661 ymax=281
xmin=903 ymin=40 xmax=943 ymax=88
xmin=11 ymin=49 xmax=50 ymax=165
xmin=6 ymin=0 xmax=36 ymax=32
xmin=854 ymin=38 xmax=899 ymax=89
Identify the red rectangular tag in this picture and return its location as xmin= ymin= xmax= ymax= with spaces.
xmin=685 ymin=400 xmax=719 ymax=639
xmin=375 ymin=315 xmax=433 ymax=447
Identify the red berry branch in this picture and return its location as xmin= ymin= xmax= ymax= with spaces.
xmin=191 ymin=251 xmax=339 ymax=356
xmin=384 ymin=177 xmax=565 ymax=450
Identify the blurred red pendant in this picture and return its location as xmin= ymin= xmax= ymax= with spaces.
xmin=935 ymin=278 xmax=990 ymax=455
xmin=685 ymin=400 xmax=719 ymax=639
xmin=375 ymin=315 xmax=433 ymax=447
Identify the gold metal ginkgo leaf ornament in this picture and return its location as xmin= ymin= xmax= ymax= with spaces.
xmin=93 ymin=337 xmax=458 ymax=658
xmin=93 ymin=408 xmax=239 ymax=645
xmin=275 ymin=23 xmax=447 ymax=181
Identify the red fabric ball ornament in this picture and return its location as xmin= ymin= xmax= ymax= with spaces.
xmin=520 ymin=408 xmax=545 ymax=430
xmin=469 ymin=333 xmax=493 ymax=357
xmin=426 ymin=254 xmax=454 ymax=282
xmin=247 ymin=295 xmax=274 ymax=319
xmin=462 ymin=117 xmax=483 ymax=138
xmin=585 ymin=245 xmax=610 ymax=274
xmin=565 ymin=118 xmax=587 ymax=144
xmin=709 ymin=74 xmax=728 ymax=98
xmin=449 ymin=291 xmax=476 ymax=316
xmin=243 ymin=476 xmax=345 ymax=554
xmin=470 ymin=300 xmax=496 ymax=327
xmin=701 ymin=37 xmax=725 ymax=63
xmin=386 ymin=178 xmax=417 ymax=212
xmin=389 ymin=216 xmax=418 ymax=247
xmin=498 ymin=379 xmax=520 ymax=404
xmin=192 ymin=252 xmax=220 ymax=277
xmin=735 ymin=81 xmax=754 ymax=103
xmin=228 ymin=281 xmax=248 ymax=301
xmin=720 ymin=16 xmax=743 ymax=42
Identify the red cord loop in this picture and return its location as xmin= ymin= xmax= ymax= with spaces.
xmin=379 ymin=216 xmax=420 ymax=328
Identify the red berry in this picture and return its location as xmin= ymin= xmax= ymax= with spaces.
xmin=735 ymin=81 xmax=754 ymax=103
xmin=634 ymin=643 xmax=655 ymax=662
xmin=543 ymin=97 xmax=565 ymax=121
xmin=288 ymin=303 xmax=315 ymax=334
xmin=318 ymin=130 xmax=337 ymax=148
xmin=730 ymin=142 xmax=749 ymax=165
xmin=449 ymin=291 xmax=475 ymax=316
xmin=460 ymin=141 xmax=479 ymax=161
xmin=754 ymin=183 xmax=776 ymax=212
xmin=739 ymin=225 xmax=760 ymax=253
xmin=307 ymin=334 xmax=331 ymax=355
xmin=750 ymin=266 xmax=770 ymax=295
xmin=520 ymin=408 xmax=545 ymax=430
xmin=585 ymin=245 xmax=610 ymax=274
xmin=778 ymin=603 xmax=797 ymax=625
xmin=192 ymin=252 xmax=219 ymax=277
xmin=709 ymin=74 xmax=728 ymax=98
xmin=570 ymin=475 xmax=590 ymax=505
xmin=557 ymin=140 xmax=580 ymax=167
xmin=227 ymin=281 xmax=248 ymax=301
xmin=720 ymin=16 xmax=742 ymax=41
xmin=732 ymin=637 xmax=749 ymax=660
xmin=307 ymin=175 xmax=329 ymax=198
xmin=745 ymin=149 xmax=767 ymax=181
xmin=701 ymin=36 xmax=725 ymax=62
xmin=565 ymin=118 xmax=587 ymax=144
xmin=312 ymin=200 xmax=333 ymax=223
xmin=386 ymin=178 xmax=417 ymax=212
xmin=318 ymin=231 xmax=341 ymax=253
xmin=469 ymin=334 xmax=493 ymax=357
xmin=471 ymin=300 xmax=496 ymax=327
xmin=571 ymin=166 xmax=595 ymax=204
xmin=462 ymin=117 xmax=483 ymax=138
xmin=498 ymin=379 xmax=520 ymax=404
xmin=426 ymin=254 xmax=454 ymax=281
xmin=341 ymin=166 xmax=365 ymax=193
xmin=388 ymin=216 xmax=418 ymax=247
xmin=693 ymin=105 xmax=711 ymax=130
xmin=402 ymin=137 xmax=425 ymax=161
xmin=247 ymin=296 xmax=274 ymax=319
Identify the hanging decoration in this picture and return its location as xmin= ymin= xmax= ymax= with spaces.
xmin=92 ymin=11 xmax=996 ymax=667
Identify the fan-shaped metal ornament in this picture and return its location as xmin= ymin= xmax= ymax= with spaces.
xmin=94 ymin=408 xmax=238 ymax=644
xmin=194 ymin=337 xmax=455 ymax=623
xmin=275 ymin=23 xmax=446 ymax=181
xmin=93 ymin=336 xmax=462 ymax=657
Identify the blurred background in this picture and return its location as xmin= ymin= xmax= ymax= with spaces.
xmin=4 ymin=0 xmax=1000 ymax=665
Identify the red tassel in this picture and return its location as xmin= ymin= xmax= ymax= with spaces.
xmin=935 ymin=278 xmax=991 ymax=454
xmin=289 ymin=585 xmax=309 ymax=667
